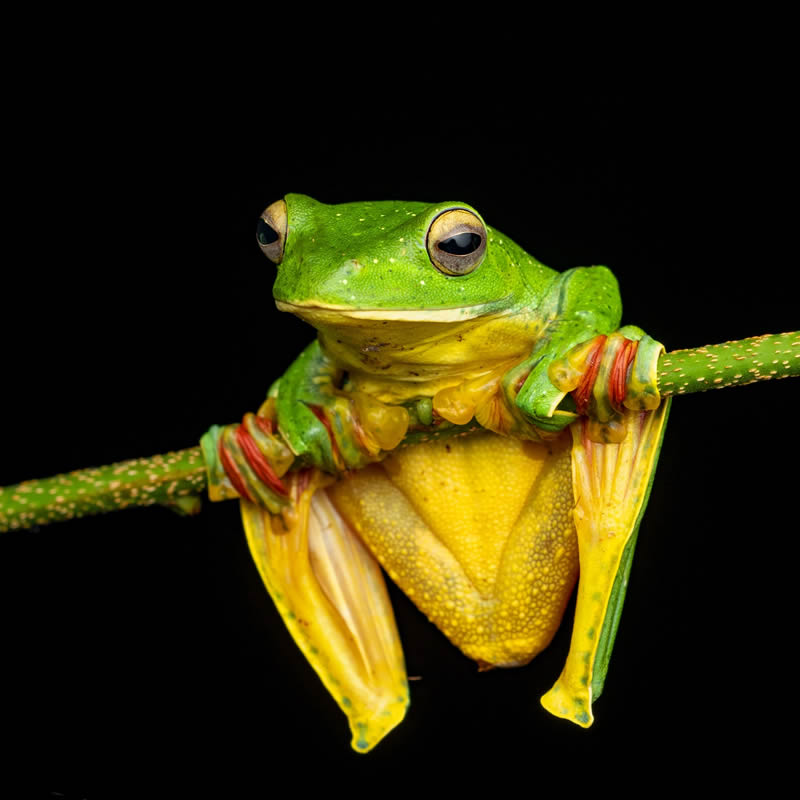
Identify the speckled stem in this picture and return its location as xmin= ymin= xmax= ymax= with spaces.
xmin=0 ymin=448 xmax=207 ymax=533
xmin=1 ymin=332 xmax=798 ymax=534
xmin=657 ymin=331 xmax=800 ymax=397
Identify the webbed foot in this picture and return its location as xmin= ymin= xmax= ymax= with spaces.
xmin=201 ymin=400 xmax=295 ymax=514
xmin=202 ymin=387 xmax=411 ymax=518
xmin=200 ymin=399 xmax=410 ymax=752
xmin=271 ymin=340 xmax=410 ymax=475
xmin=303 ymin=389 xmax=410 ymax=472
xmin=514 ymin=327 xmax=664 ymax=442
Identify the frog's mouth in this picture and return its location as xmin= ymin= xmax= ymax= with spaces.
xmin=275 ymin=300 xmax=501 ymax=323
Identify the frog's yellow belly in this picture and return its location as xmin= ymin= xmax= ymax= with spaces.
xmin=327 ymin=430 xmax=578 ymax=666
xmin=238 ymin=401 xmax=668 ymax=748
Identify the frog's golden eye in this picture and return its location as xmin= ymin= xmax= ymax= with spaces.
xmin=427 ymin=208 xmax=487 ymax=276
xmin=257 ymin=199 xmax=288 ymax=264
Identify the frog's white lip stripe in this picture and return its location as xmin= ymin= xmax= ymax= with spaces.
xmin=275 ymin=300 xmax=496 ymax=322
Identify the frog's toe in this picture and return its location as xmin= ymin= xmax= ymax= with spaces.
xmin=540 ymin=684 xmax=594 ymax=728
xmin=623 ymin=333 xmax=665 ymax=411
xmin=201 ymin=410 xmax=295 ymax=513
xmin=308 ymin=392 xmax=410 ymax=472
xmin=515 ymin=361 xmax=577 ymax=433
xmin=546 ymin=331 xmax=665 ymax=443
xmin=241 ymin=471 xmax=409 ymax=752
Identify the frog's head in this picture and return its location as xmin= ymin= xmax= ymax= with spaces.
xmin=257 ymin=193 xmax=530 ymax=328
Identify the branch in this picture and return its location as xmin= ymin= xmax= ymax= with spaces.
xmin=0 ymin=448 xmax=207 ymax=533
xmin=2 ymin=331 xmax=797 ymax=533
xmin=657 ymin=332 xmax=799 ymax=396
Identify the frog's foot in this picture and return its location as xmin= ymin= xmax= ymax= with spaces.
xmin=203 ymin=399 xmax=409 ymax=752
xmin=201 ymin=400 xmax=296 ymax=515
xmin=541 ymin=398 xmax=670 ymax=725
xmin=304 ymin=390 xmax=410 ymax=472
xmin=545 ymin=329 xmax=665 ymax=443
xmin=202 ymin=393 xmax=410 ymax=515
xmin=431 ymin=361 xmax=519 ymax=436
xmin=509 ymin=354 xmax=586 ymax=436
xmin=240 ymin=469 xmax=409 ymax=752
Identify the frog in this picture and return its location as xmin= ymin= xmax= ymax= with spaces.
xmin=201 ymin=193 xmax=668 ymax=752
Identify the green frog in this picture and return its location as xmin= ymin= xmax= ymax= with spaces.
xmin=202 ymin=194 xmax=668 ymax=752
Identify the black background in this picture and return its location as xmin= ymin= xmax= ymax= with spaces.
xmin=1 ymin=66 xmax=798 ymax=795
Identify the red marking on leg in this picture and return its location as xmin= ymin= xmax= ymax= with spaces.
xmin=235 ymin=424 xmax=288 ymax=497
xmin=572 ymin=336 xmax=607 ymax=415
xmin=609 ymin=339 xmax=630 ymax=408
xmin=308 ymin=404 xmax=344 ymax=469
xmin=253 ymin=415 xmax=274 ymax=437
xmin=515 ymin=369 xmax=531 ymax=394
xmin=218 ymin=436 xmax=254 ymax=503
xmin=610 ymin=339 xmax=638 ymax=409
xmin=348 ymin=412 xmax=371 ymax=453
xmin=297 ymin=468 xmax=312 ymax=495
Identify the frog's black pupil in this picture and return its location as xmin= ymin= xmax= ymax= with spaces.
xmin=438 ymin=232 xmax=482 ymax=255
xmin=257 ymin=218 xmax=279 ymax=246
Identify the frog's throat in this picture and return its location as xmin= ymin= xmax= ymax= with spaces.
xmin=275 ymin=300 xmax=502 ymax=323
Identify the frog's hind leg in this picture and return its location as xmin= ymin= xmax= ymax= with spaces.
xmin=541 ymin=400 xmax=670 ymax=726
xmin=240 ymin=471 xmax=409 ymax=753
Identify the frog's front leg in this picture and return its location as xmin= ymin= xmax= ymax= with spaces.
xmin=201 ymin=339 xmax=410 ymax=515
xmin=505 ymin=266 xmax=621 ymax=432
xmin=507 ymin=267 xmax=662 ymax=441
xmin=274 ymin=339 xmax=410 ymax=473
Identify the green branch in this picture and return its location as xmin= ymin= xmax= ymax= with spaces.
xmin=657 ymin=332 xmax=799 ymax=396
xmin=2 ymin=331 xmax=797 ymax=534
xmin=0 ymin=448 xmax=207 ymax=533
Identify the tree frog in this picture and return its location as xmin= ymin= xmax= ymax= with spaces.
xmin=202 ymin=194 xmax=668 ymax=752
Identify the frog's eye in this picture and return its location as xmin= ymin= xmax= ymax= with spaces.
xmin=427 ymin=208 xmax=487 ymax=276
xmin=257 ymin=199 xmax=288 ymax=264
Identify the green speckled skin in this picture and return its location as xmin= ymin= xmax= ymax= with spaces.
xmin=658 ymin=332 xmax=800 ymax=394
xmin=270 ymin=194 xmax=629 ymax=467
xmin=0 ymin=448 xmax=206 ymax=531
xmin=274 ymin=194 xmax=542 ymax=313
xmin=504 ymin=265 xmax=623 ymax=431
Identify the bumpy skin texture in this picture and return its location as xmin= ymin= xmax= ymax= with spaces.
xmin=327 ymin=432 xmax=579 ymax=667
xmin=269 ymin=194 xmax=632 ymax=470
xmin=272 ymin=195 xmax=538 ymax=313
xmin=236 ymin=194 xmax=667 ymax=750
